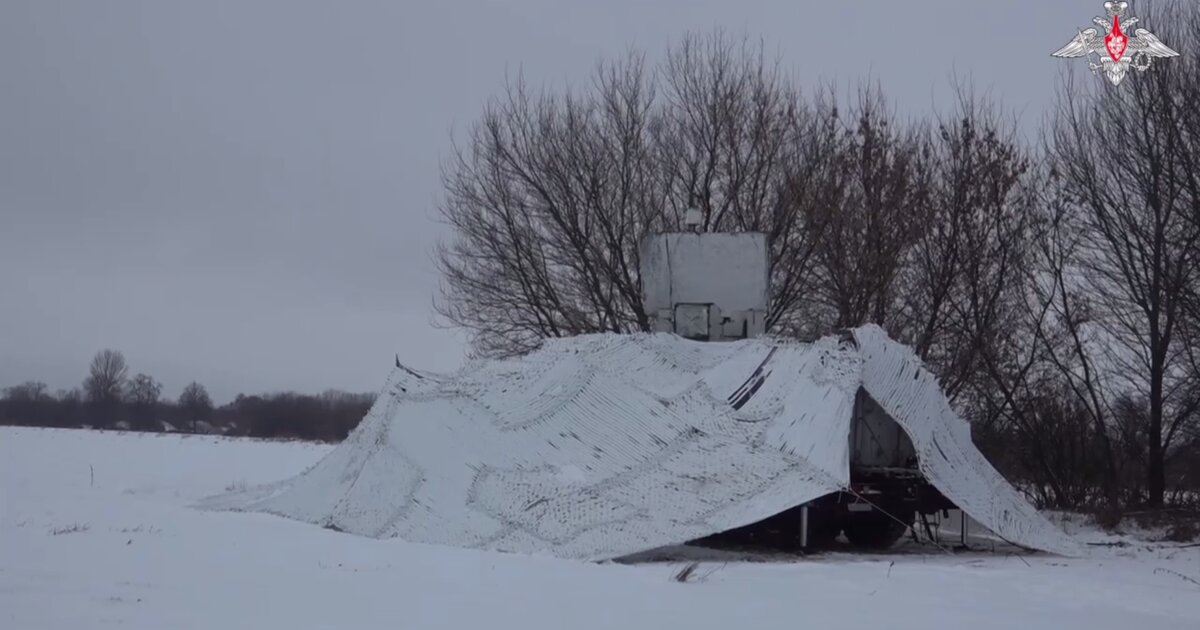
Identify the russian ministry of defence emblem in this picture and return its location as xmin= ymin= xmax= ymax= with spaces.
xmin=1052 ymin=2 xmax=1179 ymax=86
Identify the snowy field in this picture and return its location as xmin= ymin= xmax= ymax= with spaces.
xmin=2 ymin=427 xmax=1198 ymax=629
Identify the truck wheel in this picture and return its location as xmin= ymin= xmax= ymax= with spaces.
xmin=843 ymin=514 xmax=909 ymax=549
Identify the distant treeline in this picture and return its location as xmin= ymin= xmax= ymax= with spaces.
xmin=0 ymin=349 xmax=375 ymax=442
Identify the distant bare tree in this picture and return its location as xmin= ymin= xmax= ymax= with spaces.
xmin=1 ymin=381 xmax=52 ymax=426
xmin=3 ymin=381 xmax=49 ymax=402
xmin=222 ymin=390 xmax=375 ymax=441
xmin=796 ymin=86 xmax=930 ymax=334
xmin=1169 ymin=1 xmax=1200 ymax=500
xmin=1020 ymin=185 xmax=1126 ymax=507
xmin=179 ymin=381 xmax=213 ymax=433
xmin=84 ymin=349 xmax=127 ymax=428
xmin=125 ymin=373 xmax=163 ymax=431
xmin=784 ymin=83 xmax=1038 ymax=408
xmin=904 ymin=87 xmax=1037 ymax=402
xmin=1045 ymin=0 xmax=1200 ymax=507
xmin=56 ymin=387 xmax=83 ymax=428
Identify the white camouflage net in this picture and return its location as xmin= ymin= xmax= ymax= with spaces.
xmin=204 ymin=325 xmax=1081 ymax=559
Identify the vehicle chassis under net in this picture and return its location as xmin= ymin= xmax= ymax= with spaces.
xmin=691 ymin=467 xmax=959 ymax=552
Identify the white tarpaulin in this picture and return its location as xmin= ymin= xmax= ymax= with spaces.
xmin=204 ymin=325 xmax=1081 ymax=559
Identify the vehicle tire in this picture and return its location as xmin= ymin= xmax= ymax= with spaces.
xmin=843 ymin=513 xmax=910 ymax=549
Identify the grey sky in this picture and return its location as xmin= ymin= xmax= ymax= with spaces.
xmin=1 ymin=0 xmax=1103 ymax=403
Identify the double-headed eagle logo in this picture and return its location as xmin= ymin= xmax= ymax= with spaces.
xmin=1052 ymin=1 xmax=1179 ymax=86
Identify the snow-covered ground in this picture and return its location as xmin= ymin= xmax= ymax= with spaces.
xmin=2 ymin=427 xmax=1198 ymax=629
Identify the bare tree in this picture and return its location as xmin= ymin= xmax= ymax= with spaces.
xmin=3 ymin=381 xmax=49 ymax=402
xmin=1046 ymin=0 xmax=1200 ymax=506
xmin=56 ymin=387 xmax=83 ymax=428
xmin=1022 ymin=184 xmax=1127 ymax=507
xmin=797 ymin=85 xmax=930 ymax=334
xmin=84 ymin=349 xmax=127 ymax=428
xmin=905 ymin=87 xmax=1037 ymax=402
xmin=125 ymin=373 xmax=162 ymax=431
xmin=1 ymin=382 xmax=52 ymax=426
xmin=782 ymin=83 xmax=1038 ymax=410
xmin=179 ymin=381 xmax=213 ymax=434
xmin=84 ymin=350 xmax=127 ymax=402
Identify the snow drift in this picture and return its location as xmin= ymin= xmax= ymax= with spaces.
xmin=204 ymin=325 xmax=1081 ymax=559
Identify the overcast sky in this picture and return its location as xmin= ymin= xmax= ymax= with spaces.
xmin=1 ymin=0 xmax=1108 ymax=403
